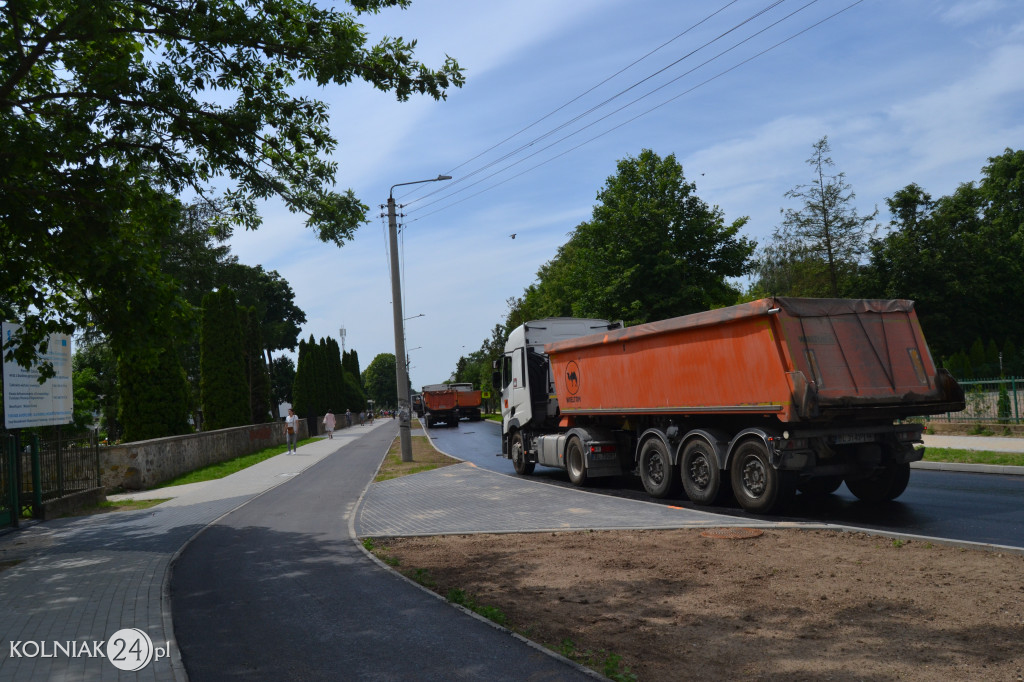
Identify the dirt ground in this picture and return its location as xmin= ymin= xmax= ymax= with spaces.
xmin=377 ymin=528 xmax=1024 ymax=681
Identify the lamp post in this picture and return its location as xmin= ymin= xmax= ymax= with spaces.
xmin=388 ymin=175 xmax=451 ymax=462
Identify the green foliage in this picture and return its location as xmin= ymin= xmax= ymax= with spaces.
xmin=969 ymin=339 xmax=987 ymax=372
xmin=291 ymin=336 xmax=363 ymax=417
xmin=72 ymin=338 xmax=120 ymax=438
xmin=363 ymin=353 xmax=398 ymax=408
xmin=118 ymin=345 xmax=192 ymax=442
xmin=270 ymin=356 xmax=296 ymax=407
xmin=864 ymin=148 xmax=1024 ymax=358
xmin=997 ymin=384 xmax=1012 ymax=424
xmin=520 ymin=149 xmax=753 ymax=326
xmin=222 ymin=264 xmax=307 ymax=358
xmin=1 ymin=0 xmax=462 ymax=375
xmin=70 ymin=366 xmax=99 ymax=432
xmin=199 ymin=289 xmax=249 ymax=430
xmin=292 ymin=338 xmax=313 ymax=416
xmin=755 ymin=136 xmax=876 ymax=298
xmin=343 ymin=350 xmax=362 ymax=387
xmin=243 ymin=307 xmax=272 ymax=424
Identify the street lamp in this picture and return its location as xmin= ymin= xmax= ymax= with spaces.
xmin=388 ymin=174 xmax=452 ymax=462
xmin=404 ymin=313 xmax=425 ymax=321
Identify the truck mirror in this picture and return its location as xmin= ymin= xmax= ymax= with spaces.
xmin=491 ymin=370 xmax=501 ymax=390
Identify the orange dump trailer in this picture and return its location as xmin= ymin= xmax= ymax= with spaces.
xmin=448 ymin=382 xmax=483 ymax=421
xmin=421 ymin=385 xmax=459 ymax=428
xmin=495 ymin=299 xmax=964 ymax=513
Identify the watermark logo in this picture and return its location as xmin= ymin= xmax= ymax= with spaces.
xmin=9 ymin=629 xmax=170 ymax=671
xmin=106 ymin=629 xmax=154 ymax=672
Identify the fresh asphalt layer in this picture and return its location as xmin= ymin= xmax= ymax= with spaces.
xmin=171 ymin=420 xmax=597 ymax=681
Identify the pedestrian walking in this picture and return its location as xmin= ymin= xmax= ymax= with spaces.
xmin=285 ymin=408 xmax=299 ymax=453
xmin=323 ymin=409 xmax=336 ymax=439
xmin=345 ymin=409 xmax=352 ymax=428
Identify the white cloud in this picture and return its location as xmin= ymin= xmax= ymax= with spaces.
xmin=940 ymin=0 xmax=1009 ymax=26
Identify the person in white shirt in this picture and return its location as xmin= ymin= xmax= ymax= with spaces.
xmin=285 ymin=408 xmax=299 ymax=453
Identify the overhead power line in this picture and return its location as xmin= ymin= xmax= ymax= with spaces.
xmin=402 ymin=0 xmax=789 ymax=208
xmin=401 ymin=0 xmax=867 ymax=225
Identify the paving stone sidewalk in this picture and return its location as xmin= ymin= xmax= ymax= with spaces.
xmin=0 ymin=421 xmax=388 ymax=682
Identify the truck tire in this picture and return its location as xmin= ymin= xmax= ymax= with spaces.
xmin=566 ymin=438 xmax=587 ymax=486
xmin=510 ymin=432 xmax=535 ymax=476
xmin=680 ymin=439 xmax=722 ymax=505
xmin=639 ymin=438 xmax=680 ymax=499
xmin=729 ymin=439 xmax=795 ymax=513
xmin=845 ymin=462 xmax=911 ymax=502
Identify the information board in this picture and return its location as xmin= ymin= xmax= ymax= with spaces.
xmin=2 ymin=322 xmax=73 ymax=429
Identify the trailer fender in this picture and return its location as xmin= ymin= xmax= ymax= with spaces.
xmin=636 ymin=428 xmax=672 ymax=464
xmin=724 ymin=427 xmax=783 ymax=470
xmin=677 ymin=428 xmax=730 ymax=470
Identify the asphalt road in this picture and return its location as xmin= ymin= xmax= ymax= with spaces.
xmin=170 ymin=421 xmax=593 ymax=681
xmin=426 ymin=420 xmax=1024 ymax=549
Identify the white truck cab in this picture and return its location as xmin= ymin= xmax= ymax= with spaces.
xmin=497 ymin=318 xmax=618 ymax=433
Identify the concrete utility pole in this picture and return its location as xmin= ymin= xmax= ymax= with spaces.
xmin=386 ymin=175 xmax=451 ymax=462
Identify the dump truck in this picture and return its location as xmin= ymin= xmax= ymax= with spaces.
xmin=494 ymin=298 xmax=965 ymax=513
xmin=421 ymin=384 xmax=459 ymax=428
xmin=450 ymin=382 xmax=484 ymax=422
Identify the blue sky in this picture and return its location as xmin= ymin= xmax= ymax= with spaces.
xmin=226 ymin=0 xmax=1024 ymax=392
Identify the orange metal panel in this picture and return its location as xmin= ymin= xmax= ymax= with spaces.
xmin=549 ymin=307 xmax=794 ymax=420
xmin=422 ymin=390 xmax=457 ymax=411
xmin=545 ymin=298 xmax=961 ymax=423
xmin=455 ymin=390 xmax=482 ymax=408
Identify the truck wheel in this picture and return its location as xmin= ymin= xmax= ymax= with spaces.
xmin=845 ymin=462 xmax=911 ymax=502
xmin=566 ymin=438 xmax=587 ymax=486
xmin=510 ymin=432 xmax=534 ymax=476
xmin=639 ymin=438 xmax=680 ymax=499
xmin=729 ymin=439 xmax=795 ymax=513
xmin=680 ymin=440 xmax=722 ymax=505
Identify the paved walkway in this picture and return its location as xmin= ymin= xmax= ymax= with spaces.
xmin=0 ymin=421 xmax=387 ymax=681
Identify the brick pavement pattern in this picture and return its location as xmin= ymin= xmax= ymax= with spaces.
xmin=0 ymin=424 xmax=383 ymax=682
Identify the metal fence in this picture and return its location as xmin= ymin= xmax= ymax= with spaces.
xmin=1 ymin=430 xmax=101 ymax=527
xmin=928 ymin=377 xmax=1021 ymax=424
xmin=22 ymin=431 xmax=101 ymax=502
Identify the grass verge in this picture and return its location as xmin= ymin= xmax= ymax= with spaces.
xmin=374 ymin=435 xmax=460 ymax=482
xmin=921 ymin=447 xmax=1024 ymax=467
xmin=84 ymin=498 xmax=170 ymax=516
xmin=154 ymin=438 xmax=316 ymax=488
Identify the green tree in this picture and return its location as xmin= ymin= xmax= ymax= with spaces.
xmin=220 ymin=263 xmax=307 ymax=410
xmin=1 ymin=0 xmax=463 ymax=374
xmin=525 ymin=149 xmax=753 ymax=326
xmin=362 ymin=353 xmax=398 ymax=409
xmin=72 ymin=336 xmax=121 ymax=439
xmin=343 ymin=350 xmax=362 ymax=388
xmin=199 ymin=289 xmax=248 ymax=430
xmin=271 ymin=356 xmax=296 ymax=408
xmin=118 ymin=345 xmax=191 ymax=442
xmin=864 ymin=149 xmax=1024 ymax=358
xmin=756 ymin=136 xmax=876 ymax=297
xmin=292 ymin=338 xmax=313 ymax=417
xmin=243 ymin=307 xmax=272 ymax=424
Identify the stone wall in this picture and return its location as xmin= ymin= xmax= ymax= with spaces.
xmin=100 ymin=419 xmax=310 ymax=491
